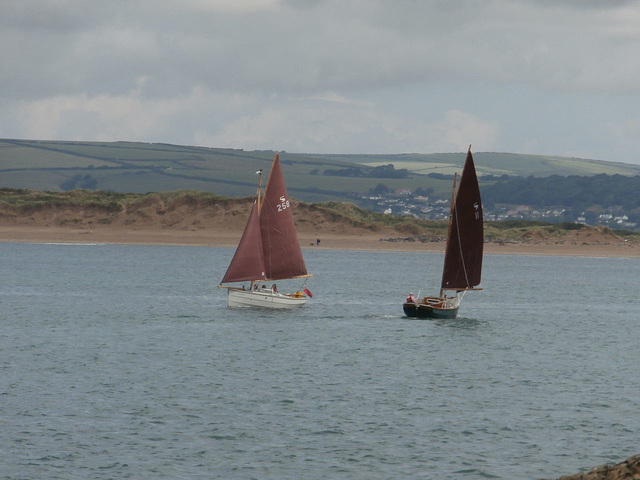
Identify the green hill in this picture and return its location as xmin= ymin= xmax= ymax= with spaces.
xmin=2 ymin=138 xmax=640 ymax=205
xmin=311 ymin=151 xmax=640 ymax=177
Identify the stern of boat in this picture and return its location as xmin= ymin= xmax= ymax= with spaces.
xmin=402 ymin=302 xmax=418 ymax=317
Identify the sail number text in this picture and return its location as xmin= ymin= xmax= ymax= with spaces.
xmin=277 ymin=196 xmax=290 ymax=212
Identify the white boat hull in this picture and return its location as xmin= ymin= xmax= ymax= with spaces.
xmin=227 ymin=288 xmax=308 ymax=309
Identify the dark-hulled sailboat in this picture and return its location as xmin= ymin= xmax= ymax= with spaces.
xmin=219 ymin=153 xmax=313 ymax=308
xmin=403 ymin=147 xmax=483 ymax=319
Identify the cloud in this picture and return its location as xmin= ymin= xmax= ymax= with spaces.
xmin=428 ymin=111 xmax=500 ymax=153
xmin=305 ymin=92 xmax=375 ymax=108
xmin=2 ymin=0 xmax=640 ymax=162
xmin=15 ymin=86 xmax=253 ymax=143
xmin=6 ymin=0 xmax=640 ymax=99
xmin=180 ymin=0 xmax=281 ymax=14
xmin=198 ymin=94 xmax=499 ymax=154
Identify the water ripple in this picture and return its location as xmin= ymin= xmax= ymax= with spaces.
xmin=1 ymin=244 xmax=640 ymax=479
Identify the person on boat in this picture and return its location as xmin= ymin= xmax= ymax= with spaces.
xmin=406 ymin=293 xmax=417 ymax=303
xmin=253 ymin=284 xmax=258 ymax=290
xmin=272 ymin=284 xmax=279 ymax=293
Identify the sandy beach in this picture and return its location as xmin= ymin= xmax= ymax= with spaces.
xmin=2 ymin=224 xmax=640 ymax=257
xmin=2 ymin=194 xmax=639 ymax=257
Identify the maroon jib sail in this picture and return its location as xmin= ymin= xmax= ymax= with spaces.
xmin=220 ymin=199 xmax=266 ymax=283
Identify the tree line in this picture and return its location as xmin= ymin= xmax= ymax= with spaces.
xmin=314 ymin=163 xmax=409 ymax=179
xmin=481 ymin=174 xmax=640 ymax=211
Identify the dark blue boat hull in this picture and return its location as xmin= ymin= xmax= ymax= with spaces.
xmin=403 ymin=302 xmax=459 ymax=319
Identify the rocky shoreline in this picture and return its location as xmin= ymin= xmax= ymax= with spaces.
xmin=542 ymin=455 xmax=640 ymax=480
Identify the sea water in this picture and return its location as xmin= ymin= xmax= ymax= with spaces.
xmin=1 ymin=242 xmax=639 ymax=480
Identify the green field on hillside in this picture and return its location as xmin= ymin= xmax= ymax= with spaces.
xmin=3 ymin=139 xmax=640 ymax=204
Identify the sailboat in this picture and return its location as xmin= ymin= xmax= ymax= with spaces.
xmin=219 ymin=153 xmax=313 ymax=308
xmin=403 ymin=147 xmax=483 ymax=319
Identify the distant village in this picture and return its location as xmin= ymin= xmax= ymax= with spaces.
xmin=359 ymin=189 xmax=639 ymax=230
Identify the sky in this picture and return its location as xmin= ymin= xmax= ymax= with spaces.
xmin=3 ymin=0 xmax=640 ymax=164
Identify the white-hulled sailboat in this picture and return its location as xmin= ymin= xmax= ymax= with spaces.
xmin=219 ymin=153 xmax=313 ymax=308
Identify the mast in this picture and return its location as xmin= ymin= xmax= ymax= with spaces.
xmin=256 ymin=168 xmax=263 ymax=210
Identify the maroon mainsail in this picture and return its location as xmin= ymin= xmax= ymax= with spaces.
xmin=221 ymin=153 xmax=308 ymax=284
xmin=259 ymin=154 xmax=308 ymax=280
xmin=441 ymin=148 xmax=484 ymax=291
